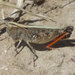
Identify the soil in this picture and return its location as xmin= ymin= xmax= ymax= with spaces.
xmin=0 ymin=0 xmax=75 ymax=75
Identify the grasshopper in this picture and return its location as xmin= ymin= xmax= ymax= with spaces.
xmin=5 ymin=21 xmax=73 ymax=62
xmin=0 ymin=0 xmax=74 ymax=67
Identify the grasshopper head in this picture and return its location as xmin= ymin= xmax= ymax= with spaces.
xmin=65 ymin=26 xmax=74 ymax=34
xmin=63 ymin=26 xmax=74 ymax=39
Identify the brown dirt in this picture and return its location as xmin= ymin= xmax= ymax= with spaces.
xmin=0 ymin=0 xmax=75 ymax=75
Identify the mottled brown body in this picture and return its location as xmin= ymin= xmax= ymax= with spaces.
xmin=6 ymin=26 xmax=73 ymax=44
xmin=6 ymin=26 xmax=73 ymax=62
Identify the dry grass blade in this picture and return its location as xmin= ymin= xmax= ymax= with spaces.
xmin=8 ymin=21 xmax=61 ymax=29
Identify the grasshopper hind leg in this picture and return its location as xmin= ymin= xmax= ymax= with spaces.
xmin=26 ymin=41 xmax=38 ymax=66
xmin=14 ymin=40 xmax=38 ymax=66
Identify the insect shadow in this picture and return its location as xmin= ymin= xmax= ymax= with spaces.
xmin=15 ymin=39 xmax=75 ymax=54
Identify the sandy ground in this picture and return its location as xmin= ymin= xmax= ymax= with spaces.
xmin=0 ymin=0 xmax=75 ymax=75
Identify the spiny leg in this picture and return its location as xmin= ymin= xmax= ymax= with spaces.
xmin=26 ymin=41 xmax=38 ymax=66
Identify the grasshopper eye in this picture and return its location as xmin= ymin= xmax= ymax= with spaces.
xmin=32 ymin=34 xmax=38 ymax=39
xmin=65 ymin=26 xmax=74 ymax=33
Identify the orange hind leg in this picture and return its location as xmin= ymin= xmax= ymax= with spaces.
xmin=46 ymin=33 xmax=69 ymax=49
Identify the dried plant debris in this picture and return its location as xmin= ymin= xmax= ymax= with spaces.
xmin=0 ymin=0 xmax=55 ymax=22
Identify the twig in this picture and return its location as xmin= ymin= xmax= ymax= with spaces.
xmin=10 ymin=0 xmax=24 ymax=18
xmin=60 ymin=0 xmax=75 ymax=8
